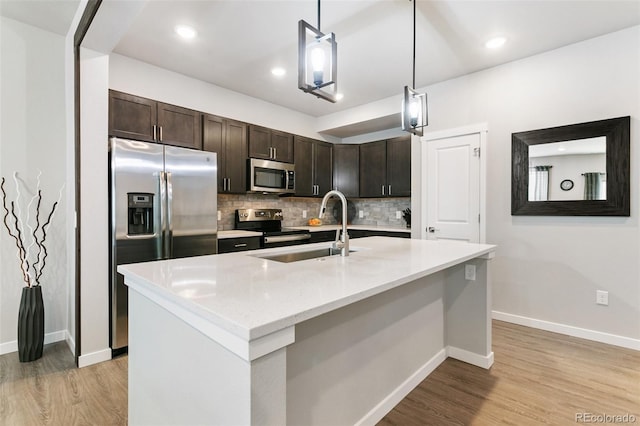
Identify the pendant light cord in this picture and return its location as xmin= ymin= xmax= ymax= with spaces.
xmin=318 ymin=0 xmax=321 ymax=32
xmin=412 ymin=0 xmax=416 ymax=88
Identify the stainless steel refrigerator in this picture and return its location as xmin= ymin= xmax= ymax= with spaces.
xmin=109 ymin=137 xmax=217 ymax=352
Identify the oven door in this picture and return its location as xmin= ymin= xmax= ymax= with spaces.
xmin=249 ymin=158 xmax=295 ymax=194
xmin=263 ymin=233 xmax=311 ymax=248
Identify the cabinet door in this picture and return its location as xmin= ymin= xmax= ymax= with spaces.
xmin=202 ymin=114 xmax=226 ymax=192
xmin=294 ymin=137 xmax=314 ymax=196
xmin=248 ymin=125 xmax=272 ymax=160
xmin=386 ymin=136 xmax=411 ymax=197
xmin=271 ymin=130 xmax=294 ymax=163
xmin=359 ymin=140 xmax=387 ymax=197
xmin=225 ymin=120 xmax=248 ymax=193
xmin=314 ymin=141 xmax=333 ymax=196
xmin=109 ymin=90 xmax=157 ymax=142
xmin=333 ymin=144 xmax=359 ymax=198
xmin=157 ymin=102 xmax=202 ymax=149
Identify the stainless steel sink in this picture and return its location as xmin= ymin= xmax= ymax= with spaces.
xmin=255 ymin=247 xmax=356 ymax=263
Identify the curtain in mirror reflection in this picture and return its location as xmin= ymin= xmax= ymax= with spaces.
xmin=583 ymin=172 xmax=606 ymax=200
xmin=529 ymin=166 xmax=552 ymax=201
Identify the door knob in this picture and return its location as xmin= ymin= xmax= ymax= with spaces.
xmin=427 ymin=227 xmax=439 ymax=233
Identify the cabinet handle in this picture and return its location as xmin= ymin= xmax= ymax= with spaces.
xmin=223 ymin=178 xmax=227 ymax=192
xmin=159 ymin=126 xmax=163 ymax=142
xmin=273 ymin=147 xmax=277 ymax=159
xmin=153 ymin=125 xmax=157 ymax=141
xmin=388 ymin=185 xmax=392 ymax=196
xmin=234 ymin=243 xmax=248 ymax=248
xmin=227 ymin=178 xmax=230 ymax=191
xmin=381 ymin=185 xmax=385 ymax=196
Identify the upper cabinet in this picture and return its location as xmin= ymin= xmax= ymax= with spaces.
xmin=359 ymin=136 xmax=411 ymax=197
xmin=248 ymin=125 xmax=294 ymax=163
xmin=385 ymin=136 xmax=411 ymax=197
xmin=333 ymin=144 xmax=360 ymax=198
xmin=294 ymin=137 xmax=333 ymax=197
xmin=109 ymin=90 xmax=202 ymax=150
xmin=202 ymin=114 xmax=248 ymax=194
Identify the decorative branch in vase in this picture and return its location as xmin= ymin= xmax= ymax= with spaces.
xmin=1 ymin=172 xmax=63 ymax=362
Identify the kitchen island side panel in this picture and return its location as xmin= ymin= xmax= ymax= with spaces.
xmin=287 ymin=273 xmax=446 ymax=426
xmin=128 ymin=289 xmax=286 ymax=426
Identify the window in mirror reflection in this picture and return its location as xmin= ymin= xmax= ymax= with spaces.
xmin=528 ymin=136 xmax=606 ymax=201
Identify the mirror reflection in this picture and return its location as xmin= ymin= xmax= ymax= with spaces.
xmin=528 ymin=137 xmax=606 ymax=201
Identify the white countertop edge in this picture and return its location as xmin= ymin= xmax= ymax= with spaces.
xmin=126 ymin=274 xmax=295 ymax=361
xmin=121 ymin=239 xmax=496 ymax=347
xmin=218 ymin=230 xmax=263 ymax=239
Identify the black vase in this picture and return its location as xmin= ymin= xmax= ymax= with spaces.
xmin=18 ymin=286 xmax=45 ymax=362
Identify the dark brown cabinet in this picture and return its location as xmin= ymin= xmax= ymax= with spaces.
xmin=202 ymin=114 xmax=248 ymax=194
xmin=359 ymin=136 xmax=411 ymax=197
xmin=294 ymin=137 xmax=333 ymax=197
xmin=248 ymin=125 xmax=294 ymax=163
xmin=109 ymin=90 xmax=202 ymax=149
xmin=332 ymin=144 xmax=359 ymax=198
xmin=218 ymin=236 xmax=261 ymax=253
xmin=385 ymin=136 xmax=412 ymax=197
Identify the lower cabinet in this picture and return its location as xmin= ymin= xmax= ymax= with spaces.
xmin=310 ymin=230 xmax=338 ymax=243
xmin=311 ymin=229 xmax=410 ymax=242
xmin=218 ymin=237 xmax=261 ymax=254
xmin=348 ymin=230 xmax=410 ymax=239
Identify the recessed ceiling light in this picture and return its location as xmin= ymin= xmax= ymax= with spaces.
xmin=485 ymin=36 xmax=506 ymax=49
xmin=271 ymin=67 xmax=286 ymax=77
xmin=336 ymin=93 xmax=344 ymax=101
xmin=175 ymin=25 xmax=197 ymax=40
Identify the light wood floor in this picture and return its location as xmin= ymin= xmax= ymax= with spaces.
xmin=1 ymin=321 xmax=638 ymax=425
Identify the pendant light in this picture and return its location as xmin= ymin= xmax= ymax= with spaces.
xmin=298 ymin=0 xmax=338 ymax=103
xmin=402 ymin=0 xmax=428 ymax=136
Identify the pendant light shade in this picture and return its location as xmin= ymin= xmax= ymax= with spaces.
xmin=401 ymin=0 xmax=428 ymax=135
xmin=402 ymin=86 xmax=427 ymax=136
xmin=298 ymin=1 xmax=338 ymax=103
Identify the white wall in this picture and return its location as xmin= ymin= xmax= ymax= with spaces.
xmin=420 ymin=26 xmax=638 ymax=345
xmin=77 ymin=47 xmax=111 ymax=367
xmin=0 ymin=17 xmax=69 ymax=353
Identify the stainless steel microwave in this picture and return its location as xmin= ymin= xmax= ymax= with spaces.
xmin=248 ymin=158 xmax=295 ymax=194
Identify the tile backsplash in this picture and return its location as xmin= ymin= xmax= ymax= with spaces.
xmin=218 ymin=194 xmax=411 ymax=230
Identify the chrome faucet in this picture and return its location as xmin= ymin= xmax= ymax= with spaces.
xmin=319 ymin=190 xmax=349 ymax=256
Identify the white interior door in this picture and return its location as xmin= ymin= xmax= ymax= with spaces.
xmin=423 ymin=127 xmax=485 ymax=243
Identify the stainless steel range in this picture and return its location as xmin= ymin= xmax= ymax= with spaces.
xmin=235 ymin=208 xmax=311 ymax=248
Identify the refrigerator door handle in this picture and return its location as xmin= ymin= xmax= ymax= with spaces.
xmin=159 ymin=171 xmax=168 ymax=258
xmin=166 ymin=171 xmax=174 ymax=258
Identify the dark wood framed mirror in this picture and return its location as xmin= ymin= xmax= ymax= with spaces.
xmin=512 ymin=116 xmax=630 ymax=216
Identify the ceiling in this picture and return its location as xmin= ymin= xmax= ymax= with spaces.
xmin=2 ymin=0 xmax=640 ymax=122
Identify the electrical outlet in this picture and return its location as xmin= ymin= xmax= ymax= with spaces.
xmin=596 ymin=290 xmax=609 ymax=306
xmin=465 ymin=264 xmax=476 ymax=281
xmin=302 ymin=210 xmax=307 ymax=218
xmin=359 ymin=210 xmax=364 ymax=218
xmin=396 ymin=211 xmax=401 ymax=219
xmin=217 ymin=210 xmax=221 ymax=221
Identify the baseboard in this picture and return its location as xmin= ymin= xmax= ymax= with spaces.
xmin=355 ymin=348 xmax=447 ymax=426
xmin=65 ymin=330 xmax=76 ymax=356
xmin=447 ymin=346 xmax=494 ymax=369
xmin=493 ymin=311 xmax=640 ymax=351
xmin=77 ymin=348 xmax=112 ymax=368
xmin=0 ymin=329 xmax=67 ymax=356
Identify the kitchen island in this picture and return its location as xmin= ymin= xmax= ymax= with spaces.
xmin=119 ymin=237 xmax=496 ymax=425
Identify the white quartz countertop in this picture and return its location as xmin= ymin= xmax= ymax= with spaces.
xmin=291 ymin=224 xmax=411 ymax=233
xmin=218 ymin=230 xmax=262 ymax=239
xmin=119 ymin=237 xmax=495 ymax=345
